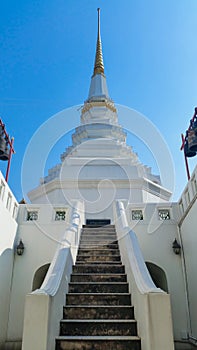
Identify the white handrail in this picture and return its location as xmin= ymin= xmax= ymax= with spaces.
xmin=115 ymin=201 xmax=174 ymax=350
xmin=33 ymin=200 xmax=84 ymax=297
xmin=34 ymin=247 xmax=71 ymax=296
xmin=116 ymin=201 xmax=163 ymax=294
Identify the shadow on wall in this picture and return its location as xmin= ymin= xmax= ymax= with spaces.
xmin=32 ymin=263 xmax=50 ymax=291
xmin=146 ymin=262 xmax=168 ymax=293
xmin=0 ymin=248 xmax=15 ymax=350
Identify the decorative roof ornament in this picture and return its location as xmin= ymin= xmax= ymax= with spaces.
xmin=86 ymin=8 xmax=110 ymax=103
xmin=93 ymin=8 xmax=105 ymax=76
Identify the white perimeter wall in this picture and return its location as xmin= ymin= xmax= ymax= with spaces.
xmin=0 ymin=172 xmax=18 ymax=348
xmin=5 ymin=203 xmax=72 ymax=344
xmin=124 ymin=201 xmax=189 ymax=342
xmin=178 ymin=166 xmax=197 ymax=340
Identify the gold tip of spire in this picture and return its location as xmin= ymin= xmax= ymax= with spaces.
xmin=93 ymin=8 xmax=104 ymax=76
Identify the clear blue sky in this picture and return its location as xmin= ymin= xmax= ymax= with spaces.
xmin=0 ymin=0 xmax=197 ymax=201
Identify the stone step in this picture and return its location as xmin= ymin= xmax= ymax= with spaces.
xmin=68 ymin=282 xmax=129 ymax=294
xmin=80 ymin=236 xmax=117 ymax=240
xmin=79 ymin=241 xmax=118 ymax=246
xmin=82 ymin=225 xmax=115 ymax=228
xmin=80 ymin=234 xmax=117 ymax=239
xmin=80 ymin=241 xmax=118 ymax=247
xmin=83 ymin=226 xmax=114 ymax=228
xmin=76 ymin=261 xmax=122 ymax=265
xmin=73 ymin=264 xmax=125 ymax=274
xmin=56 ymin=336 xmax=141 ymax=350
xmin=81 ymin=233 xmax=116 ymax=235
xmin=81 ymin=229 xmax=116 ymax=234
xmin=63 ymin=305 xmax=134 ymax=319
xmin=66 ymin=293 xmax=131 ymax=306
xmin=76 ymin=255 xmax=121 ymax=262
xmin=70 ymin=273 xmax=127 ymax=283
xmin=79 ymin=243 xmax=118 ymax=249
xmin=60 ymin=319 xmax=137 ymax=336
xmin=80 ymin=240 xmax=118 ymax=245
xmin=79 ymin=243 xmax=119 ymax=249
xmin=77 ymin=249 xmax=120 ymax=256
xmin=80 ymin=235 xmax=117 ymax=239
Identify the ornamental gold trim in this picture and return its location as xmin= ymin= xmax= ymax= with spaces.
xmin=82 ymin=101 xmax=117 ymax=114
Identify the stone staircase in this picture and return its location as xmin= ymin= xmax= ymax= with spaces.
xmin=56 ymin=225 xmax=141 ymax=350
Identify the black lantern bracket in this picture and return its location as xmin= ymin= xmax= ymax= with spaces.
xmin=16 ymin=239 xmax=25 ymax=256
xmin=172 ymin=238 xmax=181 ymax=255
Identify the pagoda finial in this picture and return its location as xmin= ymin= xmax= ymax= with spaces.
xmin=93 ymin=8 xmax=105 ymax=76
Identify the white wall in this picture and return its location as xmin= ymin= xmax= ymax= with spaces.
xmin=0 ymin=172 xmax=18 ymax=349
xmin=115 ymin=201 xmax=174 ymax=350
xmin=22 ymin=200 xmax=84 ymax=350
xmin=178 ymin=166 xmax=197 ymax=341
xmin=125 ymin=201 xmax=189 ymax=343
xmin=5 ymin=203 xmax=71 ymax=344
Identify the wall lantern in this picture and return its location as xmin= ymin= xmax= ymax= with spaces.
xmin=16 ymin=239 xmax=25 ymax=256
xmin=172 ymin=239 xmax=181 ymax=255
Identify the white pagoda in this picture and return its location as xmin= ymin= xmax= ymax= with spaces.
xmin=0 ymin=8 xmax=197 ymax=350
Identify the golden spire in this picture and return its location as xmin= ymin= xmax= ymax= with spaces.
xmin=93 ymin=8 xmax=105 ymax=76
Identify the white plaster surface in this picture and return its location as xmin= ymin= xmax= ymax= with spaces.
xmin=0 ymin=172 xmax=18 ymax=349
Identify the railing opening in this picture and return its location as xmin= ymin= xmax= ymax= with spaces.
xmin=146 ymin=262 xmax=168 ymax=292
xmin=32 ymin=263 xmax=50 ymax=291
